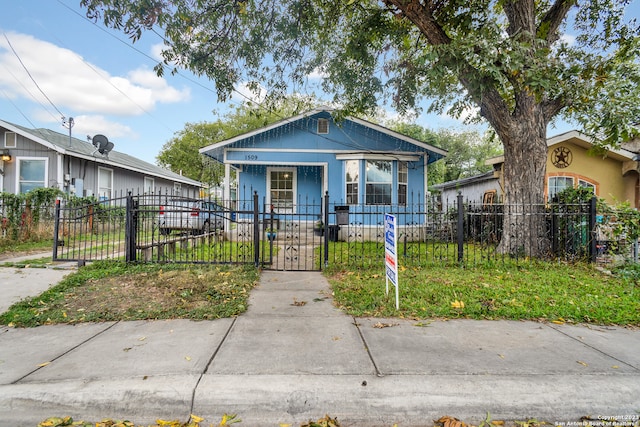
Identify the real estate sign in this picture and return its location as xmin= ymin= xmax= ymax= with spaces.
xmin=384 ymin=213 xmax=399 ymax=310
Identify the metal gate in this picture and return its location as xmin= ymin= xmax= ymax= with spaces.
xmin=259 ymin=200 xmax=326 ymax=271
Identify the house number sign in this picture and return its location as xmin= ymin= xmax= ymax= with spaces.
xmin=551 ymin=146 xmax=572 ymax=168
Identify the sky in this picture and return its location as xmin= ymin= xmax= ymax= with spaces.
xmin=0 ymin=1 xmax=638 ymax=165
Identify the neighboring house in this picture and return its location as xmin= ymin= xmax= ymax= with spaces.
xmin=0 ymin=119 xmax=203 ymax=199
xmin=430 ymin=171 xmax=501 ymax=207
xmin=432 ymin=130 xmax=640 ymax=207
xmin=199 ymin=108 xmax=447 ymax=222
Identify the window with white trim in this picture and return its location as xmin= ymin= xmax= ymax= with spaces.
xmin=366 ymin=160 xmax=392 ymax=205
xmin=345 ymin=160 xmax=359 ymax=205
xmin=173 ymin=182 xmax=182 ymax=194
xmin=144 ymin=177 xmax=155 ymax=194
xmin=548 ymin=176 xmax=574 ymax=200
xmin=17 ymin=158 xmax=47 ymax=193
xmin=268 ymin=168 xmax=296 ymax=213
xmin=317 ymin=118 xmax=329 ymax=134
xmin=98 ymin=167 xmax=113 ymax=200
xmin=398 ymin=161 xmax=408 ymax=206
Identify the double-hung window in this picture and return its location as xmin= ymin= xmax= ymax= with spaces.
xmin=98 ymin=167 xmax=113 ymax=200
xmin=17 ymin=158 xmax=47 ymax=193
xmin=398 ymin=161 xmax=408 ymax=206
xmin=268 ymin=168 xmax=296 ymax=213
xmin=345 ymin=160 xmax=359 ymax=205
xmin=365 ymin=160 xmax=392 ymax=205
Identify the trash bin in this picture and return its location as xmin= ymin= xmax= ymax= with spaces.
xmin=335 ymin=205 xmax=349 ymax=225
xmin=328 ymin=225 xmax=340 ymax=242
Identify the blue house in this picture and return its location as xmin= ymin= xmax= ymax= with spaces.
xmin=199 ymin=108 xmax=446 ymax=229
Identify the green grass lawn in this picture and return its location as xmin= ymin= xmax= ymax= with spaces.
xmin=0 ymin=261 xmax=260 ymax=327
xmin=1 ymin=241 xmax=638 ymax=327
xmin=324 ymin=260 xmax=640 ymax=325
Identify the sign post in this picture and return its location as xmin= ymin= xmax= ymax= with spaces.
xmin=384 ymin=213 xmax=399 ymax=310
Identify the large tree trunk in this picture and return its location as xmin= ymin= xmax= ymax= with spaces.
xmin=495 ymin=108 xmax=551 ymax=257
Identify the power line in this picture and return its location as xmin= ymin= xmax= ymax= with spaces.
xmin=2 ymin=32 xmax=66 ymax=120
xmin=0 ymin=63 xmax=62 ymax=124
xmin=52 ymin=0 xmax=420 ymax=156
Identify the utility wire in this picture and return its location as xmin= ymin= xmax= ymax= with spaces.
xmin=53 ymin=0 xmax=422 ymax=156
xmin=3 ymin=32 xmax=66 ymax=119
xmin=0 ymin=63 xmax=62 ymax=124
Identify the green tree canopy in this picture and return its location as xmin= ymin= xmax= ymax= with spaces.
xmin=157 ymin=95 xmax=319 ymax=185
xmin=386 ymin=121 xmax=502 ymax=186
xmin=82 ymin=0 xmax=639 ymax=256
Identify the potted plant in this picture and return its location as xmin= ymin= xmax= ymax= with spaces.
xmin=313 ymin=219 xmax=324 ymax=236
xmin=266 ymin=228 xmax=277 ymax=241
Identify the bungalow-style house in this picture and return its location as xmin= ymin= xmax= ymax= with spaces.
xmin=199 ymin=108 xmax=447 ymax=227
xmin=0 ymin=119 xmax=203 ymax=199
xmin=432 ymin=130 xmax=640 ymax=208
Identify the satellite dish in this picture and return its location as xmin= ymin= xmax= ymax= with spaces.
xmin=91 ymin=134 xmax=114 ymax=156
xmin=92 ymin=134 xmax=109 ymax=149
xmin=99 ymin=141 xmax=114 ymax=155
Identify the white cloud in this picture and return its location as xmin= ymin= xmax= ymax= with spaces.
xmin=0 ymin=32 xmax=190 ymax=117
xmin=232 ymin=81 xmax=267 ymax=104
xmin=307 ymin=67 xmax=328 ymax=80
xmin=30 ymin=110 xmax=136 ymax=142
xmin=73 ymin=115 xmax=137 ymax=141
xmin=559 ymin=33 xmax=576 ymax=46
xmin=150 ymin=43 xmax=165 ymax=61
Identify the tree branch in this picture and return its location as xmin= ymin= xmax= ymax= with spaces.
xmin=542 ymin=96 xmax=566 ymax=123
xmin=537 ymin=0 xmax=575 ymax=44
xmin=382 ymin=0 xmax=451 ymax=45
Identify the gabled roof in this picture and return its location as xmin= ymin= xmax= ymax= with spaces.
xmin=485 ymin=130 xmax=636 ymax=166
xmin=0 ymin=119 xmax=202 ymax=187
xmin=199 ymin=108 xmax=448 ymax=162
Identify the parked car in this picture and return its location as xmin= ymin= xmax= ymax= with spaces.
xmin=158 ymin=197 xmax=225 ymax=235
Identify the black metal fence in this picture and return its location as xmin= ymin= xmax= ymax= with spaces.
xmin=51 ymin=191 xmax=626 ymax=269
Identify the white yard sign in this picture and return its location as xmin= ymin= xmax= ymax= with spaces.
xmin=384 ymin=213 xmax=399 ymax=310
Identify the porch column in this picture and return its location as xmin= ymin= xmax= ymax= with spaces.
xmin=423 ymin=153 xmax=429 ymax=197
xmin=57 ymin=153 xmax=65 ymax=191
xmin=224 ymin=163 xmax=231 ymax=232
xmin=224 ymin=163 xmax=231 ymax=201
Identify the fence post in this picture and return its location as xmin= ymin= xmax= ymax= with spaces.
xmin=125 ymin=192 xmax=138 ymax=263
xmin=589 ymin=196 xmax=597 ymax=263
xmin=324 ymin=191 xmax=329 ymax=267
xmin=253 ymin=191 xmax=260 ymax=267
xmin=457 ymin=192 xmax=464 ymax=263
xmin=52 ymin=199 xmax=61 ymax=261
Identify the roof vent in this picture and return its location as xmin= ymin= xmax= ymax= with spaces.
xmin=4 ymin=132 xmax=16 ymax=148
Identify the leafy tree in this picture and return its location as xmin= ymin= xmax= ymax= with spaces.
xmin=82 ymin=0 xmax=639 ymax=256
xmin=157 ymin=121 xmax=226 ymax=186
xmin=387 ymin=122 xmax=502 ymax=186
xmin=157 ymin=95 xmax=318 ymax=186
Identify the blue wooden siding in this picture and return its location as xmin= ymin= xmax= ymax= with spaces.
xmin=206 ymin=110 xmax=444 ymax=226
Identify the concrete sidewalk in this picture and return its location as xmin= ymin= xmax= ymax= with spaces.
xmin=0 ymin=269 xmax=639 ymax=426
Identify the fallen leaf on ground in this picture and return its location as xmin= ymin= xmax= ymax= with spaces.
xmin=291 ymin=298 xmax=307 ymax=306
xmin=435 ymin=415 xmax=471 ymax=427
xmin=373 ymin=322 xmax=399 ymax=328
xmin=451 ymin=300 xmax=465 ymax=309
xmin=577 ymin=360 xmax=588 ymax=367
